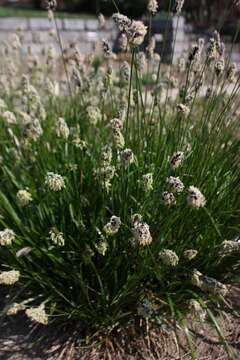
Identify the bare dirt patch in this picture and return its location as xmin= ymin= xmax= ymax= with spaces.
xmin=0 ymin=287 xmax=240 ymax=360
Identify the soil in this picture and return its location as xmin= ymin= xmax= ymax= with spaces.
xmin=0 ymin=287 xmax=240 ymax=360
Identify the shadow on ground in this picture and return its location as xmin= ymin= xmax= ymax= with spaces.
xmin=0 ymin=287 xmax=240 ymax=360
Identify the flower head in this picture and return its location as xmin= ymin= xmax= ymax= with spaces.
xmin=187 ymin=186 xmax=206 ymax=208
xmin=132 ymin=219 xmax=152 ymax=246
xmin=45 ymin=0 xmax=57 ymax=11
xmin=166 ymin=176 xmax=184 ymax=193
xmin=7 ymin=302 xmax=26 ymax=316
xmin=0 ymin=270 xmax=20 ymax=285
xmin=112 ymin=14 xmax=147 ymax=47
xmin=102 ymin=40 xmax=115 ymax=59
xmin=0 ymin=229 xmax=15 ymax=246
xmin=17 ymin=190 xmax=33 ymax=207
xmin=103 ymin=215 xmax=121 ymax=236
xmin=142 ymin=173 xmax=153 ymax=192
xmin=191 ymin=269 xmax=228 ymax=296
xmin=26 ymin=304 xmax=48 ymax=325
xmin=147 ymin=0 xmax=158 ymax=15
xmin=125 ymin=20 xmax=148 ymax=47
xmin=170 ymin=151 xmax=184 ymax=170
xmin=131 ymin=213 xmax=143 ymax=227
xmin=49 ymin=228 xmax=65 ymax=247
xmin=56 ymin=117 xmax=69 ymax=140
xmin=112 ymin=13 xmax=131 ymax=32
xmin=110 ymin=118 xmax=123 ymax=130
xmin=162 ymin=191 xmax=176 ymax=206
xmin=25 ymin=119 xmax=43 ymax=142
xmin=96 ymin=240 xmax=108 ymax=256
xmin=159 ymin=249 xmax=179 ymax=267
xmin=2 ymin=111 xmax=17 ymax=124
xmin=121 ymin=148 xmax=134 ymax=166
xmin=183 ymin=249 xmax=198 ymax=260
xmin=101 ymin=145 xmax=112 ymax=166
xmin=45 ymin=172 xmax=65 ymax=192
xmin=177 ymin=103 xmax=190 ymax=117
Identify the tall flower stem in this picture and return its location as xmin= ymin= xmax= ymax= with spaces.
xmin=126 ymin=48 xmax=135 ymax=142
xmin=54 ymin=17 xmax=73 ymax=98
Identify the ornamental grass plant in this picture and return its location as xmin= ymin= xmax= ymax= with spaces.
xmin=0 ymin=0 xmax=240 ymax=358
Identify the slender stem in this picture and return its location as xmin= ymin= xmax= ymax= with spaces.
xmin=53 ymin=16 xmax=73 ymax=98
xmin=126 ymin=48 xmax=135 ymax=141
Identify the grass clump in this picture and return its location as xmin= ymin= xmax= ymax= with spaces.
xmin=0 ymin=0 xmax=240 ymax=356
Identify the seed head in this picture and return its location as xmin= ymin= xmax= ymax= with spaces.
xmin=183 ymin=249 xmax=198 ymax=260
xmin=121 ymin=148 xmax=134 ymax=166
xmin=49 ymin=228 xmax=65 ymax=247
xmin=112 ymin=13 xmax=131 ymax=32
xmin=191 ymin=269 xmax=228 ymax=296
xmin=120 ymin=61 xmax=130 ymax=83
xmin=126 ymin=20 xmax=148 ymax=47
xmin=45 ymin=172 xmax=65 ymax=192
xmin=0 ymin=229 xmax=15 ymax=246
xmin=102 ymin=40 xmax=115 ymax=59
xmin=159 ymin=249 xmax=179 ymax=267
xmin=166 ymin=176 xmax=184 ymax=193
xmin=147 ymin=0 xmax=159 ymax=15
xmin=103 ymin=215 xmax=121 ymax=236
xmin=45 ymin=0 xmax=57 ymax=11
xmin=17 ymin=190 xmax=33 ymax=207
xmin=187 ymin=186 xmax=206 ymax=209
xmin=0 ymin=270 xmax=20 ymax=285
xmin=132 ymin=220 xmax=152 ymax=246
xmin=26 ymin=304 xmax=48 ymax=325
xmin=56 ymin=117 xmax=69 ymax=140
xmin=2 ymin=111 xmax=17 ymax=124
xmin=170 ymin=151 xmax=184 ymax=170
xmin=162 ymin=191 xmax=176 ymax=206
xmin=7 ymin=302 xmax=26 ymax=316
xmin=101 ymin=145 xmax=112 ymax=166
xmin=131 ymin=214 xmax=143 ymax=227
xmin=177 ymin=103 xmax=190 ymax=117
xmin=142 ymin=173 xmax=153 ymax=192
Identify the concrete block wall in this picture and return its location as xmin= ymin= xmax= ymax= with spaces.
xmin=0 ymin=17 xmax=117 ymax=54
xmin=0 ymin=16 xmax=239 ymax=62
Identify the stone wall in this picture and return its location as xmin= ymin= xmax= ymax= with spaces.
xmin=0 ymin=17 xmax=117 ymax=54
xmin=0 ymin=16 xmax=186 ymax=60
xmin=0 ymin=16 xmax=239 ymax=62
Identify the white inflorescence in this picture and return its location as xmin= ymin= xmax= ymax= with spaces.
xmin=26 ymin=304 xmax=48 ymax=325
xmin=103 ymin=216 xmax=121 ymax=236
xmin=7 ymin=302 xmax=26 ymax=316
xmin=177 ymin=103 xmax=190 ymax=117
xmin=162 ymin=191 xmax=176 ymax=206
xmin=142 ymin=173 xmax=153 ymax=192
xmin=113 ymin=13 xmax=147 ymax=47
xmin=159 ymin=249 xmax=179 ymax=267
xmin=121 ymin=148 xmax=134 ymax=166
xmin=187 ymin=186 xmax=206 ymax=208
xmin=17 ymin=190 xmax=33 ymax=207
xmin=132 ymin=217 xmax=152 ymax=246
xmin=0 ymin=229 xmax=15 ymax=246
xmin=147 ymin=0 xmax=158 ymax=15
xmin=0 ymin=270 xmax=20 ymax=285
xmin=49 ymin=228 xmax=65 ymax=247
xmin=170 ymin=151 xmax=184 ymax=170
xmin=56 ymin=117 xmax=69 ymax=140
xmin=2 ymin=111 xmax=17 ymax=124
xmin=45 ymin=172 xmax=65 ymax=191
xmin=166 ymin=176 xmax=184 ymax=193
